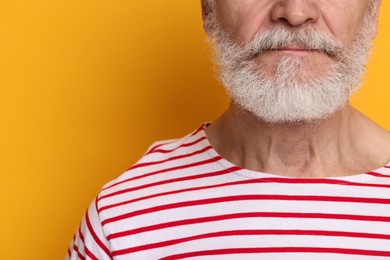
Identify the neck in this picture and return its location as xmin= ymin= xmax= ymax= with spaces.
xmin=206 ymin=103 xmax=390 ymax=178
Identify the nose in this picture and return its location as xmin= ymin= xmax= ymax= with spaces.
xmin=270 ymin=0 xmax=320 ymax=27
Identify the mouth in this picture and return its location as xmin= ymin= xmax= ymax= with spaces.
xmin=269 ymin=48 xmax=323 ymax=56
xmin=251 ymin=47 xmax=331 ymax=60
xmin=276 ymin=47 xmax=317 ymax=52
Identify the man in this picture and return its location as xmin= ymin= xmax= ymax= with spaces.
xmin=67 ymin=0 xmax=390 ymax=259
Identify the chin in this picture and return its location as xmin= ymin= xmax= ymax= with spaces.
xmin=254 ymin=56 xmax=335 ymax=86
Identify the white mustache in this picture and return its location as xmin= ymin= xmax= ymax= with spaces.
xmin=243 ymin=26 xmax=343 ymax=59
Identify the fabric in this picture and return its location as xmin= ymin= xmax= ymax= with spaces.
xmin=67 ymin=124 xmax=390 ymax=260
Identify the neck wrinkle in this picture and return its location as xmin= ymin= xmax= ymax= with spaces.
xmin=206 ymin=103 xmax=375 ymax=178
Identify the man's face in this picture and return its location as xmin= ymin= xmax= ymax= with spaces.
xmin=203 ymin=0 xmax=380 ymax=123
xmin=212 ymin=0 xmax=377 ymax=78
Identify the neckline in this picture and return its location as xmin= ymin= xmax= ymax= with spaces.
xmin=198 ymin=123 xmax=390 ymax=182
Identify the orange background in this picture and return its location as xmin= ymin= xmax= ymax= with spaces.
xmin=0 ymin=1 xmax=389 ymax=259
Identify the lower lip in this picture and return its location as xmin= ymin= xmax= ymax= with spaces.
xmin=252 ymin=49 xmax=321 ymax=59
xmin=263 ymin=49 xmax=319 ymax=57
xmin=274 ymin=49 xmax=317 ymax=53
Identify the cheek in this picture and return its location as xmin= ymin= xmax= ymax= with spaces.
xmin=233 ymin=13 xmax=270 ymax=44
xmin=321 ymin=3 xmax=368 ymax=42
xmin=218 ymin=2 xmax=273 ymax=45
xmin=332 ymin=18 xmax=367 ymax=43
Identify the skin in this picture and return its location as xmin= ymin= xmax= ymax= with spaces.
xmin=202 ymin=0 xmax=390 ymax=178
xmin=209 ymin=0 xmax=379 ymax=79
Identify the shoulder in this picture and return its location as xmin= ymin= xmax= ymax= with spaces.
xmin=95 ymin=124 xmax=212 ymax=208
xmin=104 ymin=125 xmax=208 ymax=189
xmin=67 ymin=124 xmax=212 ymax=259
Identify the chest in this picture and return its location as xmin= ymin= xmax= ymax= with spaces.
xmin=103 ymin=180 xmax=390 ymax=259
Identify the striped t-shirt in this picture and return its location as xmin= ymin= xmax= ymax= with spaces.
xmin=67 ymin=124 xmax=390 ymax=259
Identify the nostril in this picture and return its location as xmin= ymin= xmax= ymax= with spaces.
xmin=277 ymin=17 xmax=296 ymax=27
xmin=270 ymin=1 xmax=320 ymax=27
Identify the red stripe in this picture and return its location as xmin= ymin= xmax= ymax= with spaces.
xmin=146 ymin=140 xmax=177 ymax=155
xmin=385 ymin=166 xmax=390 ymax=169
xmin=99 ymin=156 xmax=223 ymax=201
xmin=99 ymin=175 xmax=390 ymax=213
xmin=78 ymin=227 xmax=85 ymax=244
xmin=130 ymin=146 xmax=212 ymax=170
xmin=99 ymin=166 xmax=241 ymax=213
xmin=100 ymin=166 xmax=239 ymax=219
xmin=367 ymin=171 xmax=390 ymax=178
xmin=161 ymin=247 xmax=390 ymax=259
xmin=150 ymin=136 xmax=207 ymax=154
xmin=102 ymin=194 xmax=390 ymax=226
xmin=108 ymin=211 xmax=390 ymax=240
xmin=191 ymin=124 xmax=206 ymax=136
xmin=146 ymin=124 xmax=205 ymax=155
xmin=85 ymin=247 xmax=99 ymax=260
xmin=103 ymin=171 xmax=390 ymax=194
xmin=103 ymin=155 xmax=221 ymax=192
xmin=67 ymin=234 xmax=76 ymax=257
xmin=112 ymin=229 xmax=390 ymax=255
xmin=86 ymin=209 xmax=113 ymax=259
xmin=73 ymin=244 xmax=86 ymax=260
xmin=255 ymin=177 xmax=390 ymax=188
xmin=100 ymin=181 xmax=390 ymax=215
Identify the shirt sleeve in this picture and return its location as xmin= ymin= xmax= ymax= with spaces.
xmin=66 ymin=198 xmax=113 ymax=260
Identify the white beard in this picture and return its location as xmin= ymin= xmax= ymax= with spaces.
xmin=210 ymin=18 xmax=373 ymax=123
